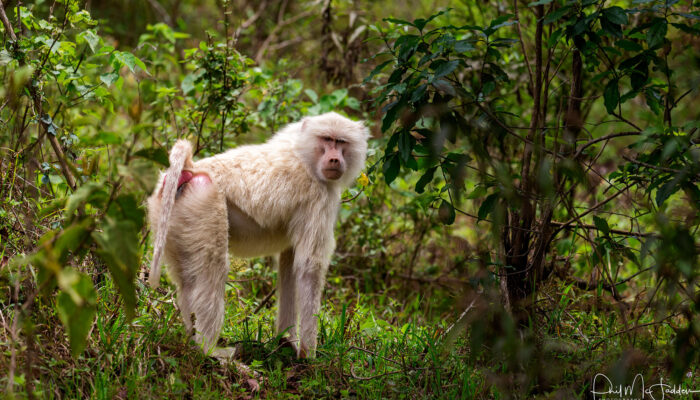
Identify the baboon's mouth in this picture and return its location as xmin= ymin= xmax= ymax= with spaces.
xmin=323 ymin=169 xmax=343 ymax=180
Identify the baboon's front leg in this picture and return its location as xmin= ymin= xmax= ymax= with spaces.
xmin=294 ymin=252 xmax=328 ymax=358
xmin=276 ymin=248 xmax=298 ymax=344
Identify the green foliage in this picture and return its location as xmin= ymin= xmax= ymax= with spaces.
xmin=93 ymin=217 xmax=140 ymax=319
xmin=365 ymin=0 xmax=700 ymax=393
xmin=1 ymin=0 xmax=699 ymax=398
xmin=56 ymin=269 xmax=97 ymax=357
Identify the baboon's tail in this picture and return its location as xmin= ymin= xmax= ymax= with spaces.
xmin=149 ymin=140 xmax=193 ymax=288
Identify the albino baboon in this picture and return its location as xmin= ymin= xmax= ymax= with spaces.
xmin=147 ymin=112 xmax=369 ymax=358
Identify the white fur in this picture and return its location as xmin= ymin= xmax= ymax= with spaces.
xmin=147 ymin=112 xmax=369 ymax=357
xmin=149 ymin=140 xmax=193 ymax=288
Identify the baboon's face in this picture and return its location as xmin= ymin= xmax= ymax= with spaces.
xmin=315 ymin=135 xmax=348 ymax=181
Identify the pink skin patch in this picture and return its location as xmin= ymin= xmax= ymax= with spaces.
xmin=177 ymin=170 xmax=193 ymax=187
xmin=161 ymin=171 xmax=212 ymax=197
xmin=187 ymin=174 xmax=211 ymax=188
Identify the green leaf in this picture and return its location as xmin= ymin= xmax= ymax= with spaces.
xmin=677 ymin=12 xmax=700 ymax=20
xmin=386 ymin=131 xmax=400 ymax=152
xmin=602 ymin=7 xmax=628 ymax=25
xmin=398 ymin=130 xmax=415 ymax=163
xmin=93 ymin=218 xmax=140 ymax=320
xmin=489 ymin=14 xmax=515 ymax=29
xmin=601 ymin=16 xmax=623 ymax=38
xmin=381 ymin=100 xmax=405 ymax=132
xmin=656 ymin=178 xmax=681 ymax=206
xmin=631 ymin=62 xmax=648 ymax=90
xmin=387 ymin=67 xmax=406 ymax=84
xmin=467 ymin=185 xmax=487 ymax=199
xmin=528 ymin=0 xmax=553 ymax=7
xmin=364 ymin=60 xmax=392 ymax=83
xmin=592 ymin=215 xmax=610 ymax=236
xmin=95 ymin=131 xmax=123 ymax=145
xmin=478 ymin=193 xmax=499 ymax=221
xmin=331 ymin=88 xmax=349 ymax=104
xmin=432 ymin=79 xmax=456 ymax=96
xmin=134 ymin=147 xmax=169 ymax=167
xmin=454 ymin=40 xmax=474 ymax=53
xmin=346 ymin=96 xmax=361 ymax=111
xmin=410 ymin=84 xmax=427 ymax=104
xmin=114 ymin=51 xmax=149 ymax=75
xmin=438 ymin=199 xmax=456 ymax=225
xmin=405 ymin=155 xmax=418 ymax=171
xmin=99 ymin=72 xmax=119 ymax=87
xmin=644 ymin=88 xmax=662 ymax=114
xmin=621 ymin=247 xmax=639 ymax=266
xmin=544 ymin=6 xmax=572 ymax=24
xmin=604 ymin=79 xmax=619 ymax=114
xmin=79 ymin=30 xmax=100 ymax=53
xmin=181 ymin=73 xmax=196 ymax=95
xmin=384 ymin=17 xmax=414 ymax=27
xmin=416 ymin=166 xmax=437 ymax=193
xmin=65 ymin=182 xmax=103 ymax=217
xmin=304 ymin=89 xmax=318 ymax=103
xmin=112 ymin=194 xmax=146 ymax=229
xmin=53 ymin=219 xmax=92 ymax=262
xmin=432 ymin=59 xmax=459 ymax=79
xmin=548 ymin=28 xmax=565 ymax=47
xmin=56 ymin=269 xmax=97 ymax=357
xmin=0 ymin=49 xmax=12 ymax=66
xmin=486 ymin=20 xmax=516 ymax=35
xmin=646 ymin=19 xmax=667 ymax=49
xmin=397 ymin=35 xmax=420 ymax=61
xmin=670 ymin=22 xmax=700 ymax=35
xmin=615 ymin=39 xmax=642 ymax=52
xmin=383 ymin=153 xmax=401 ymax=184
xmin=318 ymin=94 xmax=334 ymax=112
xmin=414 ymin=10 xmax=447 ymax=31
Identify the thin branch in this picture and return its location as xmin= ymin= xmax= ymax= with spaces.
xmin=0 ymin=0 xmax=18 ymax=42
xmin=611 ymin=111 xmax=642 ymax=131
xmin=474 ymin=102 xmax=534 ymax=147
xmin=237 ymin=1 xmax=268 ymax=33
xmin=591 ymin=310 xmax=680 ymax=350
xmin=549 ymin=220 xmax=656 ymax=238
xmin=513 ymin=0 xmax=534 ymax=88
xmin=348 ymin=363 xmax=403 ymax=381
xmin=254 ymin=7 xmax=316 ymax=62
xmin=574 ymin=131 xmax=640 ymax=158
xmin=146 ymin=0 xmax=173 ymax=26
xmin=347 ymin=346 xmax=401 ymax=366
xmin=553 ymin=182 xmax=634 ymax=236
xmin=254 ymin=289 xmax=275 ymax=314
xmin=675 ymin=88 xmax=694 ymax=105
xmin=341 ymin=188 xmax=364 ymax=203
xmin=441 ymin=297 xmax=478 ymax=344
xmin=623 ymin=154 xmax=697 ymax=177
xmin=267 ymin=37 xmax=305 ymax=52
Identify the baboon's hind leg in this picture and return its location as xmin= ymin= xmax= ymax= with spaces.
xmin=168 ymin=181 xmax=229 ymax=353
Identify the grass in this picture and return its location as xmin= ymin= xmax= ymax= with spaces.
xmin=1 ymin=251 xmax=698 ymax=399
